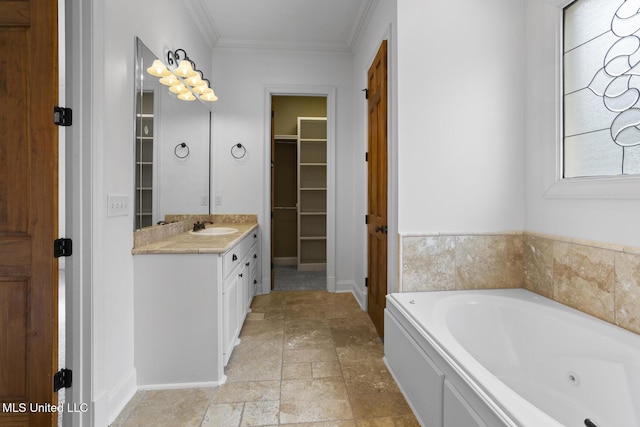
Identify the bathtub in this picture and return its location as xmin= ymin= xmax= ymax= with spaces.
xmin=384 ymin=289 xmax=640 ymax=427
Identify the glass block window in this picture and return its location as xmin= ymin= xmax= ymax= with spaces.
xmin=564 ymin=0 xmax=640 ymax=178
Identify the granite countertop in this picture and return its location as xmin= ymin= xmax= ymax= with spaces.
xmin=132 ymin=214 xmax=258 ymax=255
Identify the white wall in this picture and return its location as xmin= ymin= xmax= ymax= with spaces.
xmin=396 ymin=0 xmax=525 ymax=234
xmin=524 ymin=0 xmax=640 ymax=247
xmin=93 ymin=1 xmax=213 ymax=424
xmin=210 ymin=49 xmax=355 ymax=292
xmin=352 ymin=0 xmax=398 ymax=298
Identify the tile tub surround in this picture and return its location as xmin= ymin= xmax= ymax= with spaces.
xmin=400 ymin=233 xmax=524 ymax=292
xmin=523 ymin=233 xmax=640 ymax=335
xmin=111 ymin=291 xmax=419 ymax=427
xmin=132 ymin=214 xmax=258 ymax=252
xmin=400 ymin=232 xmax=640 ymax=335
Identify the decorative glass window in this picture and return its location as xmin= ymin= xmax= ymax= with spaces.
xmin=563 ymin=0 xmax=640 ymax=178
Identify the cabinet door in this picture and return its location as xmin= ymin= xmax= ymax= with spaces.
xmin=223 ymin=273 xmax=240 ymax=365
xmin=237 ymin=264 xmax=248 ymax=326
xmin=249 ymin=250 xmax=258 ymax=301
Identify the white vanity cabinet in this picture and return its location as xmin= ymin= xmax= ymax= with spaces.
xmin=134 ymin=226 xmax=259 ymax=389
xmin=221 ymin=230 xmax=259 ymax=365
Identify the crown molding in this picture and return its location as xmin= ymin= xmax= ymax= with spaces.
xmin=347 ymin=0 xmax=378 ymax=52
xmin=544 ymin=0 xmax=573 ymax=8
xmin=213 ymin=39 xmax=353 ymax=55
xmin=183 ymin=0 xmax=220 ymax=48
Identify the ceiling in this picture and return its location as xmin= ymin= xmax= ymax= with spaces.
xmin=185 ymin=0 xmax=377 ymax=53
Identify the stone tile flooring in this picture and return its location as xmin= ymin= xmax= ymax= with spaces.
xmin=111 ymin=291 xmax=419 ymax=426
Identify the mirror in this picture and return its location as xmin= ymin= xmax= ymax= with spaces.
xmin=134 ymin=37 xmax=211 ymax=230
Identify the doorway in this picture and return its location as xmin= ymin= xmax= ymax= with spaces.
xmin=271 ymin=96 xmax=328 ymax=291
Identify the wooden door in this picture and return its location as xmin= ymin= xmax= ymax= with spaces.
xmin=367 ymin=40 xmax=388 ymax=338
xmin=0 ymin=0 xmax=59 ymax=425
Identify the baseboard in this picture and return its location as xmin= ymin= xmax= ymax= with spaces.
xmin=335 ymin=280 xmax=354 ymax=293
xmin=137 ymin=377 xmax=227 ymax=391
xmin=108 ymin=368 xmax=137 ymax=425
xmin=344 ymin=281 xmax=367 ymax=310
xmin=274 ymin=257 xmax=296 ymax=265
xmin=336 ymin=280 xmax=367 ymax=310
xmin=92 ymin=390 xmax=109 ymax=427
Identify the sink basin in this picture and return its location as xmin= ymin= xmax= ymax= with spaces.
xmin=189 ymin=227 xmax=238 ymax=236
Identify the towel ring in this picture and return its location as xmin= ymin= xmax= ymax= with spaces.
xmin=174 ymin=142 xmax=190 ymax=159
xmin=231 ymin=143 xmax=247 ymax=159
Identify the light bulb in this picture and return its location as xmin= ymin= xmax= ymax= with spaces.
xmin=184 ymin=74 xmax=204 ymax=87
xmin=146 ymin=59 xmax=170 ymax=77
xmin=178 ymin=91 xmax=196 ymax=101
xmin=169 ymin=83 xmax=189 ymax=94
xmin=192 ymin=82 xmax=210 ymax=95
xmin=159 ymin=73 xmax=179 ymax=86
xmin=174 ymin=60 xmax=197 ymax=78
xmin=200 ymin=89 xmax=218 ymax=102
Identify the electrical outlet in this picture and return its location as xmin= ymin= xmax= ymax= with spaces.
xmin=200 ymin=195 xmax=209 ymax=206
xmin=215 ymin=194 xmax=222 ymax=206
xmin=107 ymin=194 xmax=129 ymax=217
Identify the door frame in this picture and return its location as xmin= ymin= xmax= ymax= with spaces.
xmin=63 ymin=0 xmax=96 ymax=425
xmin=263 ymin=85 xmax=337 ymax=293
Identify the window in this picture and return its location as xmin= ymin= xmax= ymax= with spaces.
xmin=563 ymin=0 xmax=640 ymax=178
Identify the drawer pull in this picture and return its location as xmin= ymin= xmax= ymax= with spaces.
xmin=232 ymin=254 xmax=237 ymax=261
xmin=253 ymin=233 xmax=257 ymax=239
xmin=246 ymin=262 xmax=250 ymax=266
xmin=253 ymin=254 xmax=257 ymax=259
xmin=239 ymin=273 xmax=243 ymax=278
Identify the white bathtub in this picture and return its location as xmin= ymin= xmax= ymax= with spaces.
xmin=384 ymin=289 xmax=640 ymax=427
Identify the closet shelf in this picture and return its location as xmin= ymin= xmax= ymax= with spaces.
xmin=297 ymin=117 xmax=327 ymax=271
xmin=274 ymin=134 xmax=297 ymax=140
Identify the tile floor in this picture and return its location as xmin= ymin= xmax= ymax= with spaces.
xmin=111 ymin=290 xmax=419 ymax=426
xmin=273 ymin=266 xmax=326 ymax=291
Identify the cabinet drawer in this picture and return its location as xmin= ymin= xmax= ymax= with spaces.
xmin=222 ymin=230 xmax=258 ymax=278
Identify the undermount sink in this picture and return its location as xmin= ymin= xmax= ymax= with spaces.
xmin=189 ymin=227 xmax=239 ymax=236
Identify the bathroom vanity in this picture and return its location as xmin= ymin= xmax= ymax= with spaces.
xmin=132 ymin=215 xmax=259 ymax=388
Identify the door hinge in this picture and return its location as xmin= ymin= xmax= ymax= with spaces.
xmin=365 ymin=152 xmax=368 ymax=162
xmin=53 ymin=368 xmax=72 ymax=392
xmin=362 ymin=88 xmax=369 ymax=99
xmin=365 ymin=277 xmax=368 ymax=288
xmin=54 ymin=106 xmax=72 ymax=126
xmin=54 ymin=238 xmax=72 ymax=258
xmin=365 ymin=214 xmax=368 ymax=225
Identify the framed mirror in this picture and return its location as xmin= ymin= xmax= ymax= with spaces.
xmin=134 ymin=37 xmax=211 ymax=230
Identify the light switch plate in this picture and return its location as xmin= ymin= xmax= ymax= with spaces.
xmin=107 ymin=194 xmax=130 ymax=217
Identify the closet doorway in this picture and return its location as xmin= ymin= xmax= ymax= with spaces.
xmin=271 ymin=95 xmax=327 ymax=291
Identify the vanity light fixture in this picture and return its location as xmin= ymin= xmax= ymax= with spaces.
xmin=145 ymin=48 xmax=218 ymax=103
xmin=146 ymin=59 xmax=171 ymax=77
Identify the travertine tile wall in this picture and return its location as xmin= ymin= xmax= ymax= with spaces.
xmin=400 ymin=233 xmax=524 ymax=292
xmin=400 ymin=232 xmax=640 ymax=335
xmin=523 ymin=233 xmax=640 ymax=335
